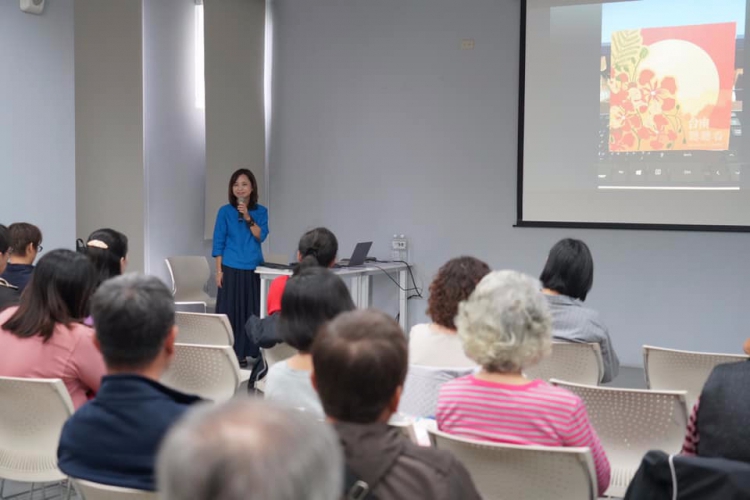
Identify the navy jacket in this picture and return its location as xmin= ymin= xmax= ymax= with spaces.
xmin=57 ymin=374 xmax=202 ymax=491
xmin=1 ymin=263 xmax=33 ymax=292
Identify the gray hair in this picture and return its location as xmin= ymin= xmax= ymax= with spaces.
xmin=457 ymin=270 xmax=552 ymax=372
xmin=91 ymin=273 xmax=174 ymax=369
xmin=157 ymin=399 xmax=343 ymax=500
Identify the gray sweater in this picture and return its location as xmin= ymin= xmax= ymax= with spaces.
xmin=544 ymin=294 xmax=620 ymax=383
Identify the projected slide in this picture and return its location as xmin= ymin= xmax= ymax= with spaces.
xmin=521 ymin=0 xmax=750 ymax=227
xmin=608 ymin=23 xmax=735 ymax=153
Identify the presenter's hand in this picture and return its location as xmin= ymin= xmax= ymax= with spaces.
xmin=237 ymin=203 xmax=249 ymax=220
xmin=215 ymin=272 xmax=223 ymax=289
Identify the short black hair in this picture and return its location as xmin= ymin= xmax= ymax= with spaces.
xmin=293 ymin=227 xmax=338 ymax=276
xmin=312 ymin=309 xmax=408 ymax=423
xmin=8 ymin=222 xmax=42 ymax=257
xmin=228 ymin=168 xmax=259 ymax=209
xmin=2 ymin=249 xmax=97 ymax=342
xmin=278 ymin=267 xmax=354 ymax=352
xmin=539 ymin=238 xmax=594 ymax=301
xmin=91 ymin=274 xmax=175 ymax=369
xmin=0 ymin=225 xmax=10 ymax=254
xmin=85 ymin=228 xmax=129 ymax=287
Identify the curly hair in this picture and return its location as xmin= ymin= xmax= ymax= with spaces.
xmin=427 ymin=256 xmax=491 ymax=330
xmin=457 ymin=270 xmax=552 ymax=373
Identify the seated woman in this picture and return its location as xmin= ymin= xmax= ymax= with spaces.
xmin=0 ymin=249 xmax=106 ymax=409
xmin=264 ymin=267 xmax=354 ymax=416
xmin=436 ymin=270 xmax=611 ymax=497
xmin=539 ymin=238 xmax=619 ymax=383
xmin=409 ymin=256 xmax=489 ymax=368
xmin=266 ymin=227 xmax=338 ymax=316
xmin=82 ymin=228 xmax=129 ymax=287
xmin=681 ymin=340 xmax=750 ymax=460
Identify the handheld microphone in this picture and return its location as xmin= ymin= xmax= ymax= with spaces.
xmin=237 ymin=197 xmax=246 ymax=221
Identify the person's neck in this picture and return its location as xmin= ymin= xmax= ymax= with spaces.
xmin=430 ymin=323 xmax=457 ymax=335
xmin=287 ymin=352 xmax=313 ymax=371
xmin=107 ymin=363 xmax=164 ymax=381
xmin=474 ymin=369 xmax=531 ymax=385
xmin=8 ymin=256 xmax=33 ymax=266
xmin=541 ymin=288 xmax=559 ymax=296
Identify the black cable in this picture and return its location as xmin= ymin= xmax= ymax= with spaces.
xmin=368 ymin=259 xmax=424 ymax=298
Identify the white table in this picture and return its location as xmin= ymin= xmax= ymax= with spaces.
xmin=255 ymin=262 xmax=410 ymax=331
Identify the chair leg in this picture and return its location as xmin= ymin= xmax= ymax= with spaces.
xmin=28 ymin=483 xmax=35 ymax=500
xmin=1 ymin=478 xmax=5 ymax=499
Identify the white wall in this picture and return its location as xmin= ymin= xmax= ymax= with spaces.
xmin=75 ymin=0 xmax=145 ymax=272
xmin=0 ymin=0 xmax=75 ymax=252
xmin=269 ymin=0 xmax=750 ymax=366
xmin=143 ymin=0 xmax=207 ymax=284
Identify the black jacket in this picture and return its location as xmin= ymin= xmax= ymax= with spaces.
xmin=624 ymin=450 xmax=750 ymax=500
xmin=0 ymin=278 xmax=20 ymax=311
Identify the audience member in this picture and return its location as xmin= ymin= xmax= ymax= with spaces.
xmin=409 ymin=256 xmax=489 ymax=367
xmin=0 ymin=249 xmax=104 ymax=408
xmin=436 ymin=270 xmax=611 ymax=496
xmin=681 ymin=359 xmax=750 ymax=461
xmin=58 ymin=274 xmax=201 ymax=491
xmin=267 ymin=227 xmax=338 ymax=316
xmin=264 ymin=267 xmax=354 ymax=416
xmin=157 ymin=399 xmax=343 ymax=500
xmin=0 ymin=225 xmax=20 ymax=310
xmin=540 ymin=238 xmax=620 ymax=382
xmin=1 ymin=222 xmax=42 ymax=292
xmin=83 ymin=228 xmax=129 ymax=287
xmin=312 ymin=309 xmax=482 ymax=500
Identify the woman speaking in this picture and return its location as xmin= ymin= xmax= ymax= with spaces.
xmin=212 ymin=168 xmax=269 ymax=364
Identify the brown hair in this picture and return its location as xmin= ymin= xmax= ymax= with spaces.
xmin=427 ymin=256 xmax=490 ymax=329
xmin=9 ymin=222 xmax=42 ymax=257
xmin=227 ymin=169 xmax=259 ymax=209
xmin=312 ymin=309 xmax=408 ymax=424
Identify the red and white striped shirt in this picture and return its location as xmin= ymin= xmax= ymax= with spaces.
xmin=436 ymin=375 xmax=611 ymax=496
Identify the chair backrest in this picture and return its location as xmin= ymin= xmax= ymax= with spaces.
xmin=398 ymin=365 xmax=475 ymax=418
xmin=165 ymin=256 xmax=212 ymax=303
xmin=643 ymin=345 xmax=748 ymax=409
xmin=0 ymin=377 xmax=74 ymax=482
xmin=175 ymin=312 xmax=234 ymax=346
xmin=524 ymin=342 xmax=604 ymax=385
xmin=550 ymin=379 xmax=688 ymax=497
xmin=262 ymin=342 xmax=296 ymax=369
xmin=161 ymin=344 xmax=241 ymax=402
xmin=73 ymin=479 xmax=158 ymax=500
xmin=428 ymin=429 xmax=597 ymax=500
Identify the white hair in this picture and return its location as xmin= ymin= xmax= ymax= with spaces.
xmin=157 ymin=399 xmax=343 ymax=500
xmin=457 ymin=270 xmax=552 ymax=372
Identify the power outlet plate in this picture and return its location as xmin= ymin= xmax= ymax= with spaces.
xmin=394 ymin=240 xmax=407 ymax=250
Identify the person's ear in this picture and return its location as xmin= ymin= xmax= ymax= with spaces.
xmin=26 ymin=242 xmax=35 ymax=256
xmin=389 ymin=385 xmax=403 ymax=413
xmin=296 ymin=250 xmax=302 ymax=263
xmin=743 ymin=338 xmax=750 ymax=356
xmin=328 ymin=255 xmax=337 ymax=268
xmin=165 ymin=325 xmax=177 ymax=357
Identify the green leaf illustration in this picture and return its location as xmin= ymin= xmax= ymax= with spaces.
xmin=611 ymin=30 xmax=644 ymax=74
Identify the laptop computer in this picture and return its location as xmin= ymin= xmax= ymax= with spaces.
xmin=334 ymin=241 xmax=373 ymax=268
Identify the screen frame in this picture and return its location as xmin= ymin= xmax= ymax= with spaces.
xmin=515 ymin=0 xmax=750 ymax=233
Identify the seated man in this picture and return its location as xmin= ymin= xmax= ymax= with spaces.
xmin=57 ymin=274 xmax=201 ymax=491
xmin=1 ymin=222 xmax=42 ymax=292
xmin=0 ymin=225 xmax=20 ymax=310
xmin=157 ymin=399 xmax=343 ymax=500
xmin=311 ymin=309 xmax=482 ymax=500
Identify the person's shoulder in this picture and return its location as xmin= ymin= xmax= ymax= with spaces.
xmin=217 ymin=203 xmax=234 ymax=215
xmin=252 ymin=203 xmax=268 ymax=214
xmin=532 ymin=381 xmax=585 ymax=410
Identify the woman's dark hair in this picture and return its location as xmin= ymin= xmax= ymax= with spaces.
xmin=2 ymin=249 xmax=98 ymax=342
xmin=8 ymin=222 xmax=42 ymax=257
xmin=278 ymin=267 xmax=355 ymax=352
xmin=427 ymin=256 xmax=490 ymax=329
xmin=228 ymin=168 xmax=259 ymax=209
xmin=0 ymin=225 xmax=10 ymax=254
xmin=293 ymin=227 xmax=338 ymax=276
xmin=539 ymin=238 xmax=594 ymax=301
xmin=84 ymin=228 xmax=128 ymax=287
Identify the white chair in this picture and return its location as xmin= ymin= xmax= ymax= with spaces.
xmin=165 ymin=256 xmax=216 ymax=313
xmin=0 ymin=377 xmax=74 ymax=496
xmin=398 ymin=365 xmax=475 ymax=418
xmin=73 ymin=478 xmax=157 ymax=500
xmin=161 ymin=344 xmax=250 ymax=402
xmin=254 ymin=343 xmax=296 ymax=393
xmin=524 ymin=341 xmax=604 ymax=385
xmin=643 ymin=345 xmax=748 ymax=410
xmin=550 ymin=379 xmax=688 ymax=498
xmin=428 ymin=428 xmax=597 ymax=500
xmin=175 ymin=312 xmax=234 ymax=346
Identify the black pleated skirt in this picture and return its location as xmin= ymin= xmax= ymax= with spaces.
xmin=215 ymin=265 xmax=260 ymax=360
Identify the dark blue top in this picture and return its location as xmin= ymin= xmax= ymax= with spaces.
xmin=212 ymin=203 xmax=269 ymax=270
xmin=1 ymin=263 xmax=34 ymax=292
xmin=57 ymin=374 xmax=202 ymax=491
